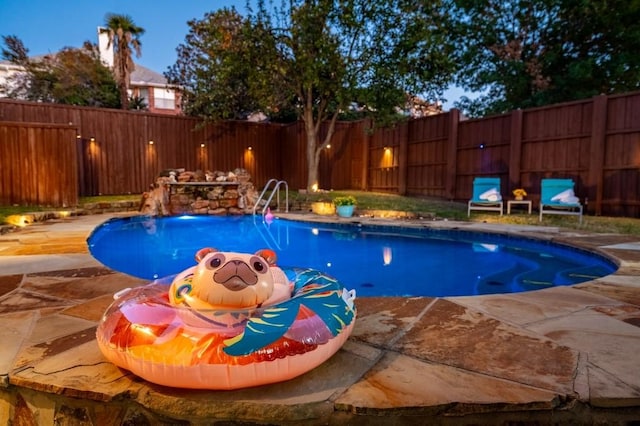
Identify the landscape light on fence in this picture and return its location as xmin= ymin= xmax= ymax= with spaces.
xmin=148 ymin=140 xmax=154 ymax=145
xmin=326 ymin=144 xmax=331 ymax=149
xmin=90 ymin=137 xmax=95 ymax=142
xmin=200 ymin=143 xmax=205 ymax=148
xmin=247 ymin=146 xmax=252 ymax=151
xmin=382 ymin=146 xmax=393 ymax=169
xmin=479 ymin=143 xmax=485 ymax=149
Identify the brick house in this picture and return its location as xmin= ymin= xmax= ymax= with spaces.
xmin=97 ymin=27 xmax=181 ymax=115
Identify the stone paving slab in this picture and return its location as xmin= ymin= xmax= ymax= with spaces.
xmin=526 ymin=305 xmax=640 ymax=398
xmin=452 ymin=286 xmax=631 ymax=326
xmin=335 ymin=351 xmax=563 ymax=413
xmin=1 ymin=213 xmax=640 ymax=424
xmin=0 ymin=311 xmax=39 ymax=386
xmin=395 ymin=298 xmax=578 ymax=394
xmin=0 ymin=254 xmax=101 ymax=275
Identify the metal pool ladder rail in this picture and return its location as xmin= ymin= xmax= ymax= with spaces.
xmin=253 ymin=179 xmax=289 ymax=218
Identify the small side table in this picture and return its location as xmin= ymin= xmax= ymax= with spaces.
xmin=507 ymin=199 xmax=532 ymax=215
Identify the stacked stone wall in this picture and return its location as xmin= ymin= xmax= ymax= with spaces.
xmin=139 ymin=168 xmax=259 ymax=216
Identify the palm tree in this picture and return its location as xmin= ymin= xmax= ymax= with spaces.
xmin=102 ymin=13 xmax=145 ymax=110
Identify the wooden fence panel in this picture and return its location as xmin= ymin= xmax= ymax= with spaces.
xmin=0 ymin=122 xmax=77 ymax=207
xmin=455 ymin=114 xmax=511 ymax=200
xmin=405 ymin=113 xmax=450 ymax=197
xmin=279 ymin=122 xmax=306 ymax=190
xmin=235 ymin=122 xmax=283 ymax=187
xmin=368 ymin=122 xmax=405 ymax=193
xmin=318 ymin=120 xmax=366 ymax=190
xmin=518 ymin=100 xmax=593 ymax=207
xmin=602 ymin=92 xmax=640 ymax=216
xmin=277 ymin=120 xmax=367 ymax=191
xmin=345 ymin=120 xmax=367 ymax=190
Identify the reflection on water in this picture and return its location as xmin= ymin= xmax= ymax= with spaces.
xmin=383 ymin=246 xmax=392 ymax=266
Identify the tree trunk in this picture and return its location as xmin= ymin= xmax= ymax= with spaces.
xmin=119 ymin=83 xmax=128 ymax=110
xmin=305 ymin=119 xmax=319 ymax=191
xmin=303 ymin=107 xmax=340 ymax=191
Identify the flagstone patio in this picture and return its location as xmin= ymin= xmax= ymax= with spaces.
xmin=1 ymin=212 xmax=639 ymax=425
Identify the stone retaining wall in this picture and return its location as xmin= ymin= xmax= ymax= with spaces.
xmin=140 ymin=168 xmax=260 ymax=216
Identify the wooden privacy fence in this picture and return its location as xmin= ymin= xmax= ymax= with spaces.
xmin=367 ymin=92 xmax=640 ymax=217
xmin=0 ymin=121 xmax=78 ymax=207
xmin=1 ymin=91 xmax=639 ymax=216
xmin=0 ymin=101 xmax=288 ymax=200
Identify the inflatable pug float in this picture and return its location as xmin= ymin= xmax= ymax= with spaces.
xmin=96 ymin=248 xmax=356 ymax=390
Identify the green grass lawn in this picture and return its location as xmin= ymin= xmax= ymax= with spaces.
xmin=2 ymin=190 xmax=640 ymax=235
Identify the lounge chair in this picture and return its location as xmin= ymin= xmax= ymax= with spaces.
xmin=468 ymin=177 xmax=503 ymax=217
xmin=539 ymin=178 xmax=583 ymax=224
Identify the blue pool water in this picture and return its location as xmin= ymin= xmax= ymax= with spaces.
xmin=87 ymin=215 xmax=616 ymax=297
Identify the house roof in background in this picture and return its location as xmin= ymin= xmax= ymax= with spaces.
xmin=131 ymin=63 xmax=169 ymax=87
xmin=0 ymin=58 xmax=170 ymax=88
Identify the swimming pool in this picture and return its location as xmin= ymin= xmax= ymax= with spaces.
xmin=87 ymin=215 xmax=617 ymax=297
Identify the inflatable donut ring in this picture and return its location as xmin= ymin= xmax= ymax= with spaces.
xmin=96 ymin=249 xmax=357 ymax=390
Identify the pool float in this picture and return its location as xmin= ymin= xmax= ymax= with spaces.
xmin=96 ymin=247 xmax=357 ymax=390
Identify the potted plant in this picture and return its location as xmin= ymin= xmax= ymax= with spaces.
xmin=333 ymin=195 xmax=357 ymax=217
xmin=512 ymin=188 xmax=527 ymax=201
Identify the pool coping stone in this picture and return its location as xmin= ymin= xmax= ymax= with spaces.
xmin=1 ymin=212 xmax=639 ymax=425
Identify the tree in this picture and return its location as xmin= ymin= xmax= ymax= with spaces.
xmin=102 ymin=13 xmax=145 ymax=110
xmin=1 ymin=35 xmax=54 ymax=101
xmin=51 ymin=43 xmax=121 ymax=107
xmin=0 ymin=35 xmax=120 ymax=107
xmin=168 ymin=0 xmax=456 ymax=190
xmin=542 ymin=0 xmax=640 ymax=102
xmin=167 ymin=8 xmax=261 ymax=120
xmin=451 ymin=0 xmax=640 ymax=116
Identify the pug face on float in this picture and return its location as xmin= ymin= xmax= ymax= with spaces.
xmin=169 ymin=247 xmax=280 ymax=310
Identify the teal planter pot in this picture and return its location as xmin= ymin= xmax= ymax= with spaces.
xmin=336 ymin=205 xmax=355 ymax=218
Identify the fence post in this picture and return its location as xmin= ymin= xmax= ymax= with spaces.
xmin=588 ymin=94 xmax=608 ymax=216
xmin=508 ymin=109 xmax=523 ymax=193
xmin=445 ymin=109 xmax=460 ymax=200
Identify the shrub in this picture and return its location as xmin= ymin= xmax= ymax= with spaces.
xmin=333 ymin=195 xmax=357 ymax=206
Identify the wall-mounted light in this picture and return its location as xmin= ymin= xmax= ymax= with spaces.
xmin=76 ymin=134 xmax=82 ymax=139
xmin=479 ymin=143 xmax=485 ymax=149
xmin=148 ymin=140 xmax=154 ymax=145
xmin=326 ymin=144 xmax=331 ymax=149
xmin=382 ymin=146 xmax=393 ymax=169
xmin=200 ymin=143 xmax=205 ymax=148
xmin=90 ymin=137 xmax=95 ymax=142
xmin=247 ymin=146 xmax=252 ymax=151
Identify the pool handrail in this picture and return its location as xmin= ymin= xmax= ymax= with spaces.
xmin=253 ymin=179 xmax=289 ymax=218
